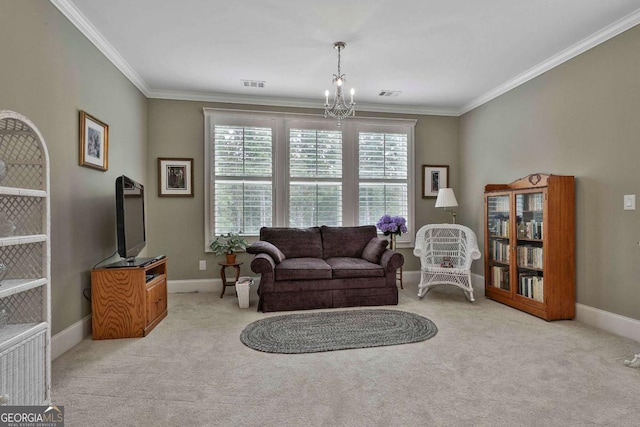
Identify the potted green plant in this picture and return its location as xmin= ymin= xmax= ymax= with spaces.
xmin=209 ymin=232 xmax=249 ymax=264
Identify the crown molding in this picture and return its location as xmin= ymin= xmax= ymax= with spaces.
xmin=146 ymin=89 xmax=460 ymax=116
xmin=52 ymin=0 xmax=640 ymax=117
xmin=460 ymin=7 xmax=640 ymax=115
xmin=49 ymin=0 xmax=150 ymax=96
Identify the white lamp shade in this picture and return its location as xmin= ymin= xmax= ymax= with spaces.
xmin=435 ymin=188 xmax=458 ymax=208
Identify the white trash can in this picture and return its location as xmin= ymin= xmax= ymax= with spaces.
xmin=236 ymin=277 xmax=253 ymax=308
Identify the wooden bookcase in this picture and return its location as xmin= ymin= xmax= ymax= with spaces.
xmin=91 ymin=258 xmax=168 ymax=340
xmin=484 ymin=174 xmax=575 ymax=320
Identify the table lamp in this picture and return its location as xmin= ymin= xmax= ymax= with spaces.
xmin=435 ymin=188 xmax=458 ymax=223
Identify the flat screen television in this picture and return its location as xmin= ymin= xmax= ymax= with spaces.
xmin=115 ymin=175 xmax=146 ymax=264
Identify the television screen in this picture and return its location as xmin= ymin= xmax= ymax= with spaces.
xmin=116 ymin=175 xmax=146 ymax=261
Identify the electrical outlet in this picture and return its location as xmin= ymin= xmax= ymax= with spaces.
xmin=199 ymin=260 xmax=206 ymax=270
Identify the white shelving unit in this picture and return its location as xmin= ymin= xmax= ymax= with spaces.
xmin=0 ymin=110 xmax=51 ymax=405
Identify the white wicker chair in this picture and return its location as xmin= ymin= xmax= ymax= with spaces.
xmin=413 ymin=224 xmax=481 ymax=302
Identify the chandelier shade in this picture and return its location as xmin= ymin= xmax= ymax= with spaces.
xmin=324 ymin=41 xmax=355 ymax=124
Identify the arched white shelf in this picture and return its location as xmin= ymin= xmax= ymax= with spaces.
xmin=0 ymin=110 xmax=51 ymax=406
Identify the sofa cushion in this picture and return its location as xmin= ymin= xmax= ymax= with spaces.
xmin=361 ymin=237 xmax=389 ymax=264
xmin=325 ymin=257 xmax=385 ymax=278
xmin=320 ymin=225 xmax=377 ymax=259
xmin=260 ymin=227 xmax=323 ymax=259
xmin=275 ymin=258 xmax=332 ymax=281
xmin=246 ymin=241 xmax=286 ymax=264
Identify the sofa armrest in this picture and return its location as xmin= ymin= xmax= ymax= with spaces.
xmin=251 ymin=253 xmax=276 ymax=295
xmin=247 ymin=240 xmax=286 ymax=263
xmin=250 ymin=253 xmax=276 ymax=274
xmin=380 ymin=249 xmax=404 ymax=272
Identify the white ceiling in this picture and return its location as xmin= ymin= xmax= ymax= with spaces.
xmin=53 ymin=0 xmax=640 ymax=115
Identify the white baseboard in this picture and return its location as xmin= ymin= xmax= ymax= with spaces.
xmin=575 ymin=303 xmax=640 ymax=343
xmin=51 ymin=314 xmax=91 ymax=361
xmin=167 ymin=278 xmax=218 ymax=293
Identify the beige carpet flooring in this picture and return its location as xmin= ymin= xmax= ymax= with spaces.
xmin=52 ymin=284 xmax=640 ymax=426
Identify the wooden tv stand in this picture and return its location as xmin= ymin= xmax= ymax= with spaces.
xmin=91 ymin=257 xmax=168 ymax=340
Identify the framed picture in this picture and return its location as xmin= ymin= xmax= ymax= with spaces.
xmin=422 ymin=165 xmax=449 ymax=198
xmin=79 ymin=111 xmax=109 ymax=171
xmin=158 ymin=158 xmax=194 ymax=197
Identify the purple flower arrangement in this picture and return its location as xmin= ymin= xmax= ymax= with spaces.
xmin=376 ymin=214 xmax=408 ymax=236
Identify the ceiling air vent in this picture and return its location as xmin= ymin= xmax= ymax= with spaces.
xmin=378 ymin=90 xmax=402 ymax=97
xmin=242 ymin=80 xmax=266 ymax=88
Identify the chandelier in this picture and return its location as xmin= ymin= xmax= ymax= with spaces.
xmin=324 ymin=41 xmax=355 ymax=124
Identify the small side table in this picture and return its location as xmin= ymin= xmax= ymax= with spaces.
xmin=218 ymin=261 xmax=242 ymax=298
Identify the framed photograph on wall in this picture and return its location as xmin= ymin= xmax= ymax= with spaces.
xmin=79 ymin=111 xmax=109 ymax=171
xmin=158 ymin=158 xmax=194 ymax=197
xmin=422 ymin=165 xmax=449 ymax=198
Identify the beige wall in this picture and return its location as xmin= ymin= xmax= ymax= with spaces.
xmin=0 ymin=1 xmax=147 ymax=334
xmin=146 ymin=99 xmax=459 ymax=278
xmin=0 ymin=1 xmax=457 ymax=336
xmin=9 ymin=0 xmax=639 ymax=333
xmin=460 ymin=25 xmax=640 ymax=320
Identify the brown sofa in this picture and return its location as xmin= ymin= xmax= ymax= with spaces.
xmin=247 ymin=225 xmax=404 ymax=312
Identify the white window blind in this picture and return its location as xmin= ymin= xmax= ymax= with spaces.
xmin=358 ymin=132 xmax=409 ymax=227
xmin=213 ymin=124 xmax=273 ymax=235
xmin=289 ymin=128 xmax=342 ymax=227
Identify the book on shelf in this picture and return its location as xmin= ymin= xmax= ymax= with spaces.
xmin=518 ymin=273 xmax=544 ymax=302
xmin=501 ymin=219 xmax=509 ymax=237
xmin=517 ymin=245 xmax=543 ymax=269
xmin=517 ymin=220 xmax=543 ymax=240
xmin=491 ymin=265 xmax=510 ymax=290
xmin=490 ymin=239 xmax=510 ymax=263
xmin=490 ymin=218 xmax=510 ymax=237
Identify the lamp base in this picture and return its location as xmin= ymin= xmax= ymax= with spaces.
xmin=442 ymin=208 xmax=457 ymax=224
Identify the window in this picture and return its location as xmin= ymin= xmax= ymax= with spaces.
xmin=358 ymin=131 xmax=408 ymax=227
xmin=204 ymin=109 xmax=415 ymax=249
xmin=211 ymin=122 xmax=274 ymax=235
xmin=289 ymin=128 xmax=342 ymax=227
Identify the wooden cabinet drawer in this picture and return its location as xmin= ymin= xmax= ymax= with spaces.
xmin=146 ymin=277 xmax=167 ymax=325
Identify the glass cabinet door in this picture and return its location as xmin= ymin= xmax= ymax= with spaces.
xmin=487 ymin=194 xmax=510 ymax=291
xmin=515 ymin=192 xmax=544 ymax=302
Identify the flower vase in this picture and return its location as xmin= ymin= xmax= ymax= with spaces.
xmin=389 ymin=234 xmax=397 ymax=250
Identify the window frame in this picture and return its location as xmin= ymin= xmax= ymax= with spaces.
xmin=204 ymin=108 xmax=416 ymax=251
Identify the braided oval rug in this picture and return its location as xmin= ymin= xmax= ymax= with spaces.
xmin=240 ymin=309 xmax=437 ymax=354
